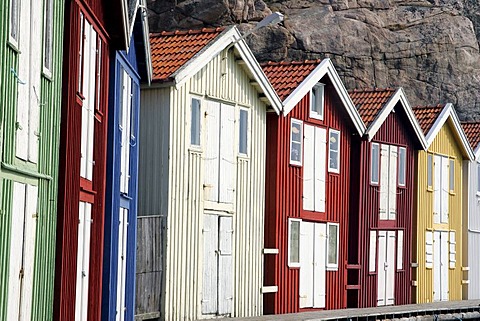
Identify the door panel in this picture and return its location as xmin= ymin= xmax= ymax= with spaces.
xmin=433 ymin=231 xmax=441 ymax=301
xmin=441 ymin=157 xmax=449 ymax=223
xmin=440 ymin=231 xmax=449 ymax=300
xmin=219 ymin=104 xmax=235 ymax=204
xmin=433 ymin=155 xmax=441 ymax=224
xmin=377 ymin=231 xmax=387 ymax=306
xmin=379 ymin=145 xmax=389 ymax=220
xmin=218 ymin=216 xmax=233 ymax=314
xmin=388 ymin=147 xmax=397 ymax=220
xmin=299 ymin=221 xmax=314 ymax=308
xmin=313 ymin=223 xmax=326 ymax=308
xmin=204 ymin=101 xmax=220 ymax=202
xmin=116 ymin=208 xmax=128 ymax=321
xmin=303 ymin=125 xmax=314 ymax=211
xmin=202 ymin=214 xmax=218 ymax=314
xmin=385 ymin=231 xmax=396 ymax=305
xmin=315 ymin=128 xmax=326 ymax=212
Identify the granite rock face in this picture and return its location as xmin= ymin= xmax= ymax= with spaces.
xmin=147 ymin=0 xmax=480 ymax=119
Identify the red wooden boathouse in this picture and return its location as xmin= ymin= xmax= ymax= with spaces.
xmin=54 ymin=1 xmax=129 ymax=321
xmin=347 ymin=88 xmax=427 ymax=308
xmin=262 ymin=59 xmax=365 ymax=314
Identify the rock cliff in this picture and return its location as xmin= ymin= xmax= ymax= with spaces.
xmin=147 ymin=0 xmax=480 ymax=120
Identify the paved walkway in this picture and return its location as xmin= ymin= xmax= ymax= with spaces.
xmin=230 ymin=300 xmax=480 ymax=321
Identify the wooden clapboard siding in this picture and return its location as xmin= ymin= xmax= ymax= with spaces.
xmin=264 ymin=75 xmax=353 ymax=314
xmin=349 ymin=103 xmax=419 ymax=308
xmin=137 ymin=47 xmax=268 ymax=320
xmin=415 ymin=121 xmax=465 ymax=303
xmin=0 ymin=0 xmax=65 ymax=320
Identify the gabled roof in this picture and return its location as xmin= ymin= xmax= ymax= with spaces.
xmin=413 ymin=103 xmax=474 ymax=160
xmin=349 ymin=88 xmax=427 ymax=149
xmin=148 ymin=26 xmax=282 ymax=113
xmin=261 ymin=59 xmax=365 ymax=135
xmin=461 ymin=122 xmax=480 ymax=159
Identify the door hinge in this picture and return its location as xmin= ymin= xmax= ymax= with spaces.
xmin=19 ymin=268 xmax=24 ymax=279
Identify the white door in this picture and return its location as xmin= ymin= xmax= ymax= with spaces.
xmin=303 ymin=125 xmax=327 ymax=212
xmin=6 ymin=182 xmax=38 ymax=321
xmin=115 ymin=208 xmax=128 ymax=321
xmin=433 ymin=230 xmax=449 ymax=301
xmin=377 ymin=230 xmax=396 ymax=306
xmin=313 ymin=223 xmax=327 ymax=308
xmin=217 ymin=216 xmax=233 ymax=314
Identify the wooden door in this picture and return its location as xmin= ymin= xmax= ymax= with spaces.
xmin=313 ymin=223 xmax=326 ymax=308
xmin=303 ymin=125 xmax=326 ymax=212
xmin=219 ymin=104 xmax=235 ymax=204
xmin=377 ymin=230 xmax=396 ymax=306
xmin=115 ymin=208 xmax=128 ymax=321
xmin=433 ymin=230 xmax=449 ymax=301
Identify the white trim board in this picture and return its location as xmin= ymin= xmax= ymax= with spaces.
xmin=281 ymin=59 xmax=365 ymax=136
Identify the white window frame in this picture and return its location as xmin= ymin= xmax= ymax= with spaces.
xmin=398 ymin=147 xmax=406 ymax=187
xmin=477 ymin=162 xmax=480 ymax=196
xmin=309 ymin=83 xmax=325 ymax=120
xmin=427 ymin=153 xmax=433 ymax=190
xmin=9 ymin=0 xmax=20 ymax=48
xmin=288 ymin=218 xmax=301 ymax=268
xmin=190 ymin=97 xmax=201 ymax=147
xmin=42 ymin=0 xmax=54 ymax=77
xmin=290 ymin=118 xmax=303 ymax=166
xmin=371 ymin=143 xmax=380 ymax=185
xmin=326 ymin=222 xmax=339 ymax=270
xmin=449 ymin=158 xmax=455 ymax=192
xmin=397 ymin=230 xmax=404 ymax=270
xmin=328 ymin=129 xmax=340 ymax=174
xmin=238 ymin=107 xmax=249 ymax=156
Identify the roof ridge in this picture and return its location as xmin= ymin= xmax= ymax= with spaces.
xmin=150 ymin=27 xmax=225 ymax=38
xmin=412 ymin=104 xmax=445 ymax=110
xmin=350 ymin=87 xmax=396 ymax=93
xmin=261 ymin=59 xmax=322 ymax=67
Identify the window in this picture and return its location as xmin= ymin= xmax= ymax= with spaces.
xmin=239 ymin=108 xmax=248 ymax=155
xmin=371 ymin=143 xmax=380 ymax=184
xmin=310 ymin=84 xmax=324 ymax=120
xmin=190 ymin=98 xmax=201 ymax=146
xmin=398 ymin=147 xmax=406 ymax=186
xmin=427 ymin=154 xmax=433 ymax=189
xmin=328 ymin=129 xmax=340 ymax=173
xmin=326 ymin=223 xmax=339 ymax=269
xmin=290 ymin=119 xmax=303 ymax=165
xmin=43 ymin=0 xmax=54 ymax=74
xmin=449 ymin=159 xmax=454 ymax=192
xmin=477 ymin=163 xmax=480 ymax=194
xmin=9 ymin=0 xmax=20 ymax=45
xmin=288 ymin=219 xmax=301 ymax=267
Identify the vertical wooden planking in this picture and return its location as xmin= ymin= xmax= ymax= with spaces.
xmin=204 ymin=100 xmax=220 ymax=202
xmin=313 ymin=223 xmax=326 ymax=308
xmin=386 ymin=231 xmax=396 ymax=305
xmin=218 ymin=216 xmax=233 ymax=315
xmin=202 ymin=214 xmax=218 ymax=314
xmin=299 ymin=221 xmax=313 ymax=308
xmin=377 ymin=231 xmax=387 ymax=306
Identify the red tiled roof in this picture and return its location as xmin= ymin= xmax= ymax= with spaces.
xmin=150 ymin=27 xmax=225 ymax=81
xmin=261 ymin=60 xmax=322 ymax=101
xmin=349 ymin=88 xmax=396 ymax=127
xmin=462 ymin=122 xmax=480 ymax=151
xmin=412 ymin=105 xmax=444 ymax=135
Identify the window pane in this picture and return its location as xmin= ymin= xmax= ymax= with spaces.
xmin=328 ymin=224 xmax=338 ymax=265
xmin=398 ymin=147 xmax=406 ymax=186
xmin=449 ymin=159 xmax=454 ymax=191
xmin=290 ymin=120 xmax=302 ymax=164
xmin=291 ymin=122 xmax=302 ymax=143
xmin=43 ymin=0 xmax=54 ymax=70
xmin=427 ymin=154 xmax=433 ymax=187
xmin=239 ymin=109 xmax=248 ymax=154
xmin=311 ymin=89 xmax=317 ymax=113
xmin=289 ymin=220 xmax=300 ymax=264
xmin=329 ymin=131 xmax=340 ymax=171
xmin=10 ymin=0 xmax=19 ymax=41
xmin=329 ymin=150 xmax=338 ymax=171
xmin=191 ymin=98 xmax=200 ymax=146
xmin=291 ymin=142 xmax=301 ymax=163
xmin=371 ymin=144 xmax=379 ymax=183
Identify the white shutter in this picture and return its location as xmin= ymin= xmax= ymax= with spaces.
xmin=299 ymin=221 xmax=314 ymax=308
xmin=204 ymin=101 xmax=220 ymax=202
xmin=75 ymin=202 xmax=92 ymax=321
xmin=385 ymin=231 xmax=396 ymax=305
xmin=369 ymin=230 xmax=377 ymax=272
xmin=433 ymin=231 xmax=441 ymax=301
xmin=313 ymin=223 xmax=326 ymax=308
xmin=440 ymin=231 xmax=449 ymax=300
xmin=28 ymin=0 xmax=42 ymax=164
xmin=6 ymin=182 xmax=27 ymax=321
xmin=202 ymin=214 xmax=218 ymax=314
xmin=218 ymin=216 xmax=233 ymax=315
xmin=116 ymin=208 xmax=128 ymax=321
xmin=120 ymin=71 xmax=132 ymax=194
xmin=449 ymin=230 xmax=456 ymax=269
xmin=379 ymin=145 xmax=389 ymax=220
xmin=388 ymin=146 xmax=398 ymax=220
xmin=377 ymin=231 xmax=387 ymax=306
xmin=397 ymin=230 xmax=404 ymax=270
xmin=425 ymin=231 xmax=433 ymax=269
xmin=433 ymin=155 xmax=441 ymax=224
xmin=219 ymin=104 xmax=235 ymax=204
xmin=441 ymin=157 xmax=449 ymax=223
xmin=315 ymin=127 xmax=327 ymax=212
xmin=303 ymin=125 xmax=314 ymax=211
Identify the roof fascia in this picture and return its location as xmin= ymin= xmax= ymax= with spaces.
xmin=138 ymin=0 xmax=152 ymax=84
xmin=282 ymin=59 xmax=365 ymax=135
xmin=426 ymin=103 xmax=474 ymax=160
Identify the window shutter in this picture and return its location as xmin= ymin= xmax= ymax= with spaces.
xmin=397 ymin=230 xmax=404 ymax=270
xmin=299 ymin=221 xmax=314 ymax=308
xmin=433 ymin=155 xmax=441 ymax=224
xmin=388 ymin=146 xmax=398 ymax=220
xmin=313 ymin=223 xmax=326 ymax=308
xmin=203 ymin=101 xmax=220 ymax=202
xmin=219 ymin=104 xmax=235 ymax=204
xmin=202 ymin=214 xmax=218 ymax=314
xmin=218 ymin=216 xmax=233 ymax=315
xmin=425 ymin=231 xmax=433 ymax=269
xmin=315 ymin=127 xmax=327 ymax=212
xmin=75 ymin=202 xmax=92 ymax=321
xmin=303 ymin=125 xmax=314 ymax=211
xmin=369 ymin=230 xmax=377 ymax=272
xmin=379 ymin=145 xmax=389 ymax=220
xmin=449 ymin=230 xmax=456 ymax=269
xmin=116 ymin=208 xmax=128 ymax=320
xmin=441 ymin=157 xmax=449 ymax=223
